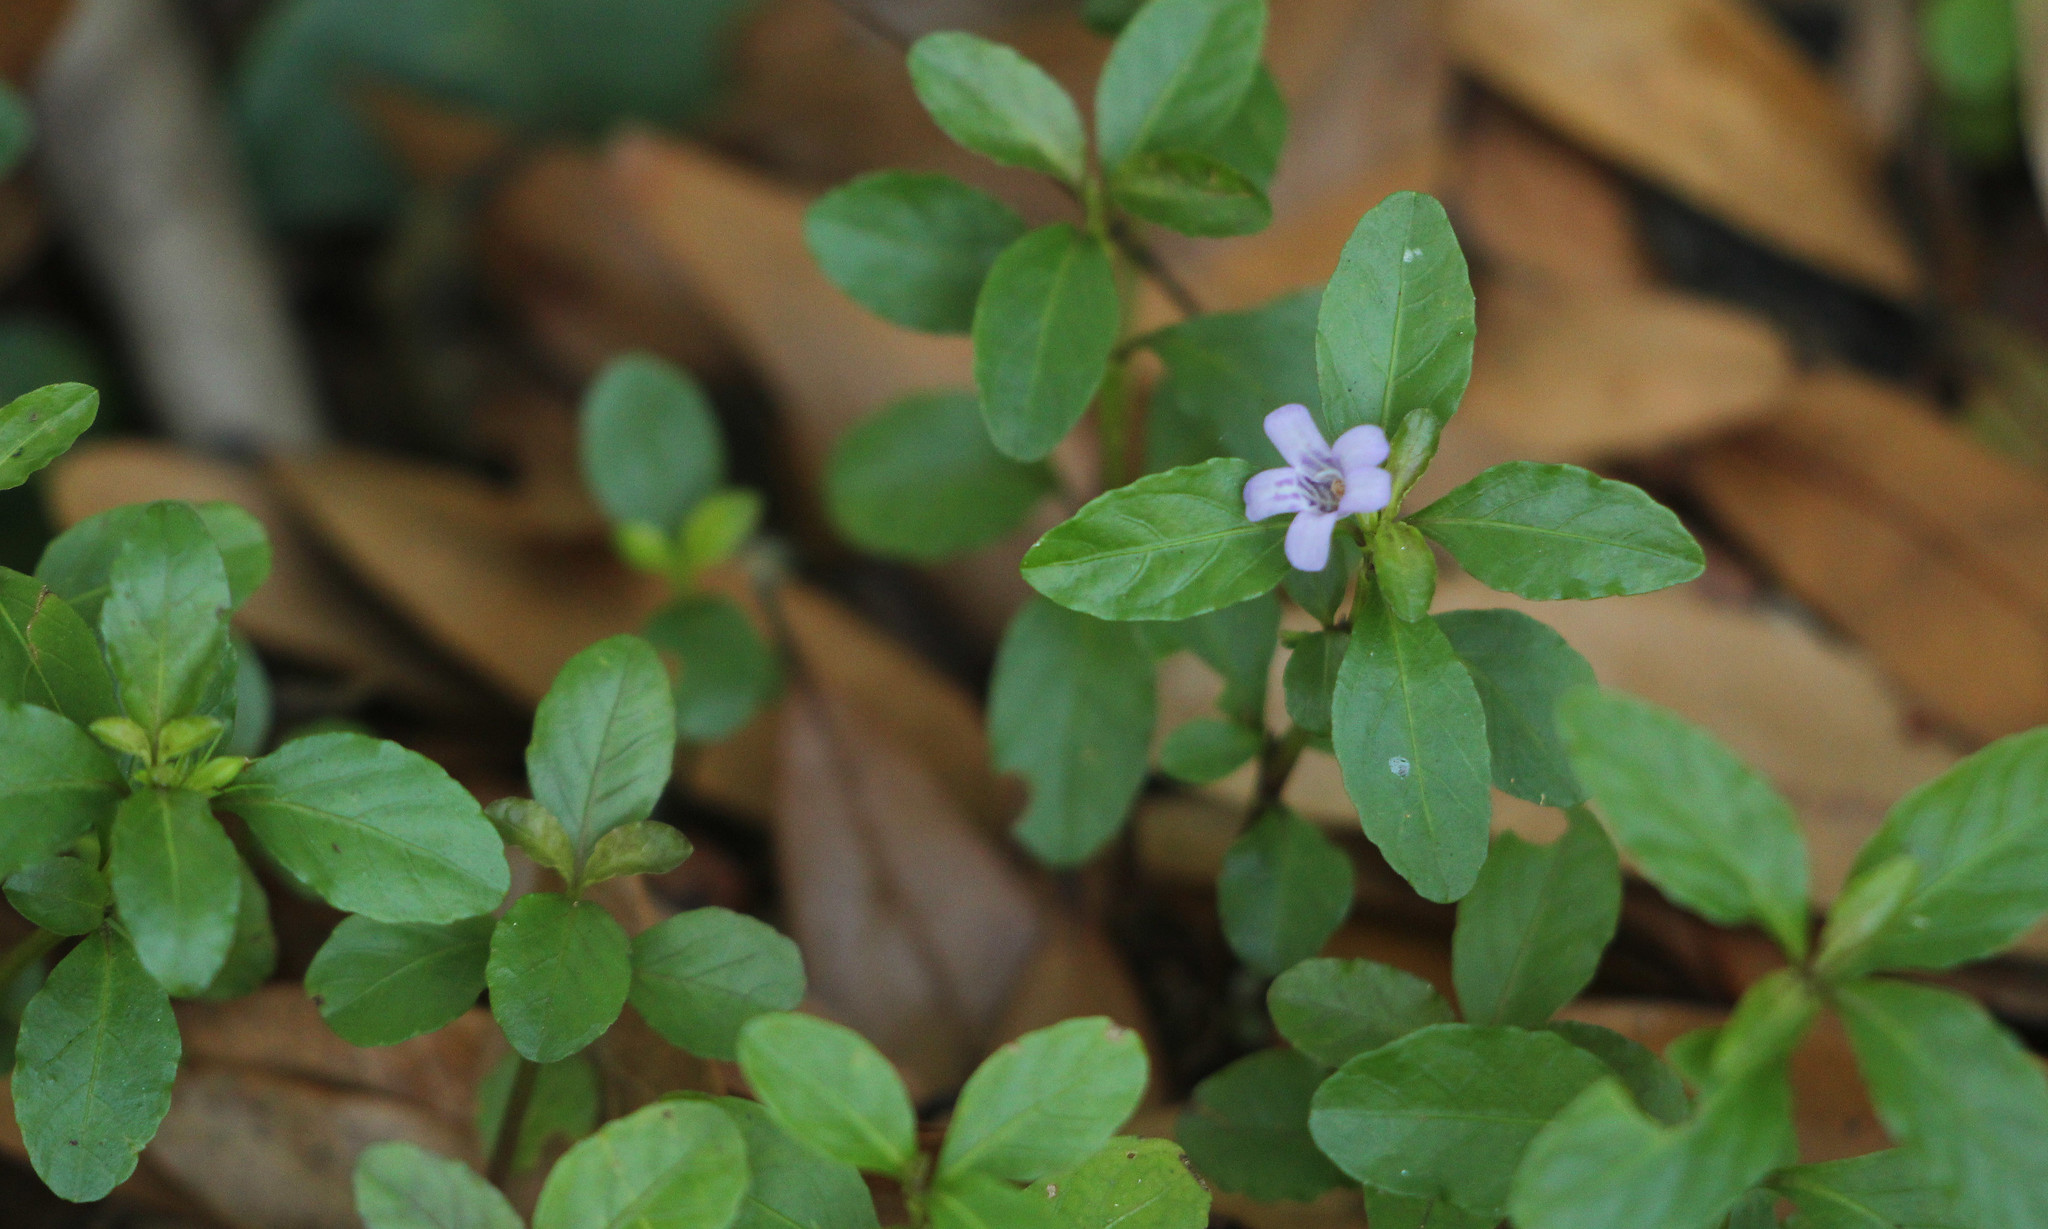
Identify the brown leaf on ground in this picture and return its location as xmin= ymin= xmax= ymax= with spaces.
xmin=1445 ymin=0 xmax=1920 ymax=298
xmin=1686 ymin=369 xmax=2048 ymax=744
xmin=1451 ymin=95 xmax=1650 ymax=287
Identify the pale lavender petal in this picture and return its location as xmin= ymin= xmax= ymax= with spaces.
xmin=1332 ymin=424 xmax=1390 ymax=471
xmin=1245 ymin=468 xmax=1311 ymax=520
xmin=1337 ymin=465 xmax=1393 ymax=515
xmin=1284 ymin=510 xmax=1340 ymax=572
xmin=1263 ymin=404 xmax=1329 ymax=470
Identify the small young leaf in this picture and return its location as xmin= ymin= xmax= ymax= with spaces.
xmin=579 ymin=819 xmax=692 ymax=887
xmin=1139 ymin=591 xmax=1279 ymax=723
xmin=1410 ymin=463 xmax=1705 ymax=600
xmin=1452 ymin=811 xmax=1621 ymax=1027
xmin=354 ymin=1140 xmax=522 ymax=1229
xmin=12 ymin=930 xmax=180 ymax=1202
xmin=307 ymin=915 xmax=493 ymax=1046
xmin=1331 ymin=579 xmax=1492 ymax=903
xmin=1218 ymin=809 xmax=1355 ymax=976
xmin=1372 ymin=521 xmax=1437 ymax=621
xmin=196 ymin=856 xmax=276 ymax=1001
xmin=827 ymin=391 xmax=1056 ymax=563
xmin=4 ymin=857 xmax=109 ymax=936
xmin=1316 ymin=192 xmax=1475 ymax=437
xmin=973 ymin=224 xmax=1120 ymax=462
xmin=1022 ymin=458 xmax=1289 ymax=622
xmin=484 ymin=797 xmax=576 ymax=879
xmin=1836 ymin=978 xmax=2048 ymax=1227
xmin=1283 ymin=629 xmax=1346 ymax=736
xmin=1559 ymin=688 xmax=1810 ymax=959
xmin=717 ymin=1096 xmax=881 ymax=1229
xmin=224 ymin=731 xmax=508 ymax=924
xmin=0 ymin=567 xmax=116 ymax=724
xmin=579 ymin=354 xmax=723 ymax=532
xmin=675 ymin=488 xmax=762 ymax=576
xmin=531 ymin=1099 xmax=749 ymax=1229
xmin=1109 ymin=149 xmax=1271 ymax=237
xmin=1145 ymin=289 xmax=1319 ymax=472
xmin=1267 ymin=956 xmax=1455 ymax=1068
xmin=528 ymin=635 xmax=677 ymax=869
xmin=0 ymin=701 xmax=122 ymax=880
xmin=476 ymin=1053 xmax=601 ymax=1175
xmin=109 ymin=787 xmax=243 ymax=996
xmin=990 ymin=600 xmax=1154 ymax=866
xmin=1177 ymin=1047 xmax=1347 ymax=1202
xmin=1095 ymin=0 xmax=1267 ymax=167
xmin=1158 ymin=718 xmax=1260 ymax=784
xmin=1437 ymin=608 xmax=1593 ymax=807
xmin=1812 ymin=853 xmax=1918 ymax=982
xmin=487 ymin=892 xmax=632 ymax=1063
xmin=1310 ymin=1024 xmax=1610 ymax=1219
xmin=938 ymin=1016 xmax=1149 ymax=1184
xmin=1032 ymin=1137 xmax=1212 ymax=1229
xmin=629 ymin=906 xmax=805 ymax=1060
xmin=737 ymin=1011 xmax=918 ymax=1177
xmin=100 ymin=501 xmax=231 ymax=735
xmin=1843 ymin=726 xmax=2048 ymax=972
xmin=0 ymin=383 xmax=96 ymax=491
xmin=1772 ymin=1148 xmax=1969 ymax=1229
xmin=1542 ymin=1021 xmax=1689 ymax=1126
xmin=807 ymin=172 xmax=1028 ymax=334
xmin=643 ymin=595 xmax=780 ymax=744
xmin=908 ymin=33 xmax=1087 ymax=184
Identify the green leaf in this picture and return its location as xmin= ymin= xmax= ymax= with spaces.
xmin=0 ymin=701 xmax=122 ymax=879
xmin=1158 ymin=718 xmax=1260 ymax=784
xmin=1283 ymin=629 xmax=1345 ymax=736
xmin=827 ymin=391 xmax=1056 ymax=563
xmin=931 ymin=1173 xmax=1062 ymax=1229
xmin=0 ymin=82 xmax=31 ymax=176
xmin=476 ymin=1053 xmax=601 ymax=1175
xmin=1844 ymin=726 xmax=2048 ymax=971
xmin=487 ymin=892 xmax=632 ymax=1063
xmin=579 ymin=354 xmax=723 ymax=533
xmin=1144 ymin=289 xmax=1319 ymax=473
xmin=531 ymin=1099 xmax=749 ymax=1229
xmin=225 ymin=731 xmax=508 ymax=923
xmin=1267 ymin=956 xmax=1454 ymax=1068
xmin=643 ymin=595 xmax=779 ymax=744
xmin=1331 ymin=578 xmax=1492 ymax=903
xmin=197 ymin=855 xmax=277 ymax=1000
xmin=1177 ymin=1047 xmax=1347 ymax=1202
xmin=908 ymin=33 xmax=1086 ymax=185
xmin=973 ymin=224 xmax=1120 ymax=462
xmin=307 ymin=914 xmax=492 ymax=1046
xmin=100 ymin=501 xmax=231 ymax=735
xmin=1836 ymin=978 xmax=2048 ymax=1226
xmin=485 ymin=797 xmax=575 ymax=880
xmin=38 ymin=500 xmax=263 ymax=626
xmin=0 ymin=567 xmax=116 ymax=724
xmin=1774 ymin=1148 xmax=1969 ymax=1229
xmin=1084 ymin=0 xmax=1145 ymax=34
xmin=1360 ymin=1191 xmax=1498 ymax=1229
xmin=1813 ymin=854 xmax=1919 ymax=983
xmin=4 ymin=856 xmax=109 ymax=936
xmin=1542 ymin=1021 xmax=1689 ymax=1127
xmin=225 ymin=634 xmax=272 ymax=756
xmin=109 ymin=787 xmax=243 ymax=996
xmin=1310 ymin=1023 xmax=1609 ymax=1219
xmin=1559 ymin=688 xmax=1811 ymax=959
xmin=1315 ymin=191 xmax=1475 ymax=437
xmin=718 ymin=1095 xmax=881 ymax=1229
xmin=807 ymin=173 xmax=1029 ymax=334
xmin=528 ymin=634 xmax=677 ymax=869
xmin=354 ymin=1140 xmax=523 ymax=1229
xmin=737 ymin=1011 xmax=917 ymax=1177
xmin=1023 ymin=458 xmax=1288 ymax=622
xmin=629 ymin=906 xmax=805 ymax=1060
xmin=0 ymin=384 xmax=96 ymax=491
xmin=1110 ymin=150 xmax=1270 ymax=237
xmin=1437 ymin=608 xmax=1593 ymax=807
xmin=1095 ymin=0 xmax=1266 ymax=167
xmin=194 ymin=502 xmax=272 ymax=612
xmin=12 ymin=930 xmax=179 ymax=1202
xmin=1217 ymin=809 xmax=1354 ymax=976
xmin=1197 ymin=65 xmax=1286 ymax=189
xmin=1140 ymin=591 xmax=1278 ymax=723
xmin=989 ymin=600 xmax=1154 ymax=866
xmin=1372 ymin=521 xmax=1437 ymax=622
xmin=1033 ymin=1137 xmax=1212 ymax=1229
xmin=939 ymin=1016 xmax=1149 ymax=1183
xmin=1452 ymin=811 xmax=1620 ymax=1027
xmin=580 ymin=820 xmax=692 ymax=887
xmin=1411 ymin=463 xmax=1705 ymax=601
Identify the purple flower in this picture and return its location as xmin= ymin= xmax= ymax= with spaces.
xmin=1243 ymin=404 xmax=1392 ymax=572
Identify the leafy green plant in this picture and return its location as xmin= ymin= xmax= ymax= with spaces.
xmin=1921 ymin=0 xmax=2022 ymax=163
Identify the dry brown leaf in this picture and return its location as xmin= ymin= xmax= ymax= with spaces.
xmin=1457 ymin=276 xmax=1795 ymax=459
xmin=0 ymin=0 xmax=70 ymax=83
xmin=1445 ymin=0 xmax=1920 ymax=298
xmin=45 ymin=440 xmax=494 ymax=714
xmin=1451 ymin=96 xmax=1650 ymax=287
xmin=1686 ymin=369 xmax=2048 ymax=743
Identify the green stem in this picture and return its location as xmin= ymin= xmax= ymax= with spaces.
xmin=0 ymin=928 xmax=61 ymax=990
xmin=486 ymin=1056 xmax=542 ymax=1189
xmin=1096 ymin=358 xmax=1130 ymax=490
xmin=1249 ymin=726 xmax=1310 ymax=824
xmin=900 ymin=1151 xmax=932 ymax=1228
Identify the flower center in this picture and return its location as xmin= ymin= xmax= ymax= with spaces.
xmin=1301 ymin=463 xmax=1345 ymax=513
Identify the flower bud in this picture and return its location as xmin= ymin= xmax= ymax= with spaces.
xmin=183 ymin=755 xmax=249 ymax=793
xmin=156 ymin=715 xmax=225 ymax=760
xmin=88 ymin=716 xmax=153 ymax=760
xmin=1386 ymin=409 xmax=1443 ymax=509
xmin=612 ymin=521 xmax=674 ymax=575
xmin=1372 ymin=521 xmax=1437 ymax=622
